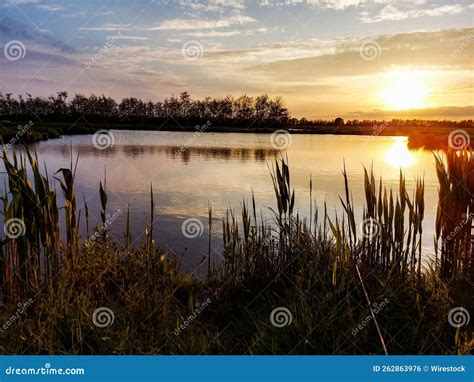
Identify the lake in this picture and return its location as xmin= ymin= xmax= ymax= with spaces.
xmin=0 ymin=130 xmax=441 ymax=276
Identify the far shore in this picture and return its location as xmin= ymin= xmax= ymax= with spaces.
xmin=1 ymin=121 xmax=473 ymax=150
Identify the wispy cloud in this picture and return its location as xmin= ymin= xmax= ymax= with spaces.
xmin=148 ymin=15 xmax=255 ymax=31
xmin=178 ymin=0 xmax=245 ymax=12
xmin=82 ymin=23 xmax=130 ymax=31
xmin=35 ymin=4 xmax=66 ymax=12
xmin=108 ymin=35 xmax=149 ymax=41
xmin=260 ymin=0 xmax=388 ymax=10
xmin=361 ymin=3 xmax=465 ymax=23
xmin=2 ymin=0 xmax=40 ymax=7
xmin=186 ymin=27 xmax=268 ymax=38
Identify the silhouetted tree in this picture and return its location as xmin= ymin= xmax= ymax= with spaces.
xmin=0 ymin=91 xmax=471 ymax=132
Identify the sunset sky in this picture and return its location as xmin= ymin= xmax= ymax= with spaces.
xmin=0 ymin=0 xmax=472 ymax=120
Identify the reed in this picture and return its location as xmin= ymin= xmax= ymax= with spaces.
xmin=1 ymin=148 xmax=62 ymax=299
xmin=220 ymin=158 xmax=426 ymax=287
xmin=434 ymin=149 xmax=473 ymax=282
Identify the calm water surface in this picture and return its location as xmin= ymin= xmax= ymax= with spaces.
xmin=0 ymin=131 xmax=441 ymax=276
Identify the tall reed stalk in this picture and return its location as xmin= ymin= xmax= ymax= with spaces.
xmin=435 ymin=149 xmax=473 ymax=282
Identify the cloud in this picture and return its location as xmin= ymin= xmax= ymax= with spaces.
xmin=109 ymin=35 xmax=149 ymax=41
xmin=1 ymin=46 xmax=76 ymax=65
xmin=178 ymin=0 xmax=245 ymax=12
xmin=186 ymin=27 xmax=268 ymax=37
xmin=35 ymin=4 xmax=66 ymax=12
xmin=1 ymin=0 xmax=40 ymax=7
xmin=260 ymin=0 xmax=389 ymax=10
xmin=0 ymin=16 xmax=76 ymax=53
xmin=82 ymin=23 xmax=130 ymax=31
xmin=148 ymin=14 xmax=255 ymax=30
xmin=242 ymin=28 xmax=474 ymax=78
xmin=361 ymin=4 xmax=465 ymax=23
xmin=201 ymin=35 xmax=341 ymax=64
xmin=61 ymin=10 xmax=89 ymax=18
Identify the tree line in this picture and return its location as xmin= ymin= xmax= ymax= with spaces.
xmin=0 ymin=91 xmax=289 ymax=127
xmin=292 ymin=117 xmax=473 ymax=129
xmin=0 ymin=91 xmax=472 ymax=129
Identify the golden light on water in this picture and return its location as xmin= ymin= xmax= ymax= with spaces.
xmin=384 ymin=137 xmax=415 ymax=168
xmin=381 ymin=71 xmax=430 ymax=110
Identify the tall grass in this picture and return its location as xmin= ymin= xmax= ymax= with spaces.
xmin=0 ymin=147 xmax=472 ymax=355
xmin=220 ymin=159 xmax=426 ymax=287
xmin=435 ymin=149 xmax=473 ymax=282
xmin=1 ymin=149 xmax=63 ymax=299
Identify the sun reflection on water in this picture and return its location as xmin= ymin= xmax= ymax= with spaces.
xmin=384 ymin=137 xmax=415 ymax=168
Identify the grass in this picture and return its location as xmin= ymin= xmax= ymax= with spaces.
xmin=0 ymin=122 xmax=99 ymax=146
xmin=435 ymin=149 xmax=474 ymax=280
xmin=0 ymin=147 xmax=472 ymax=355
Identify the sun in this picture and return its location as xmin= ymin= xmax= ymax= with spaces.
xmin=381 ymin=71 xmax=430 ymax=110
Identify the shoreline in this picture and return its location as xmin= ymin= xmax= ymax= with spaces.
xmin=1 ymin=121 xmax=473 ymax=150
